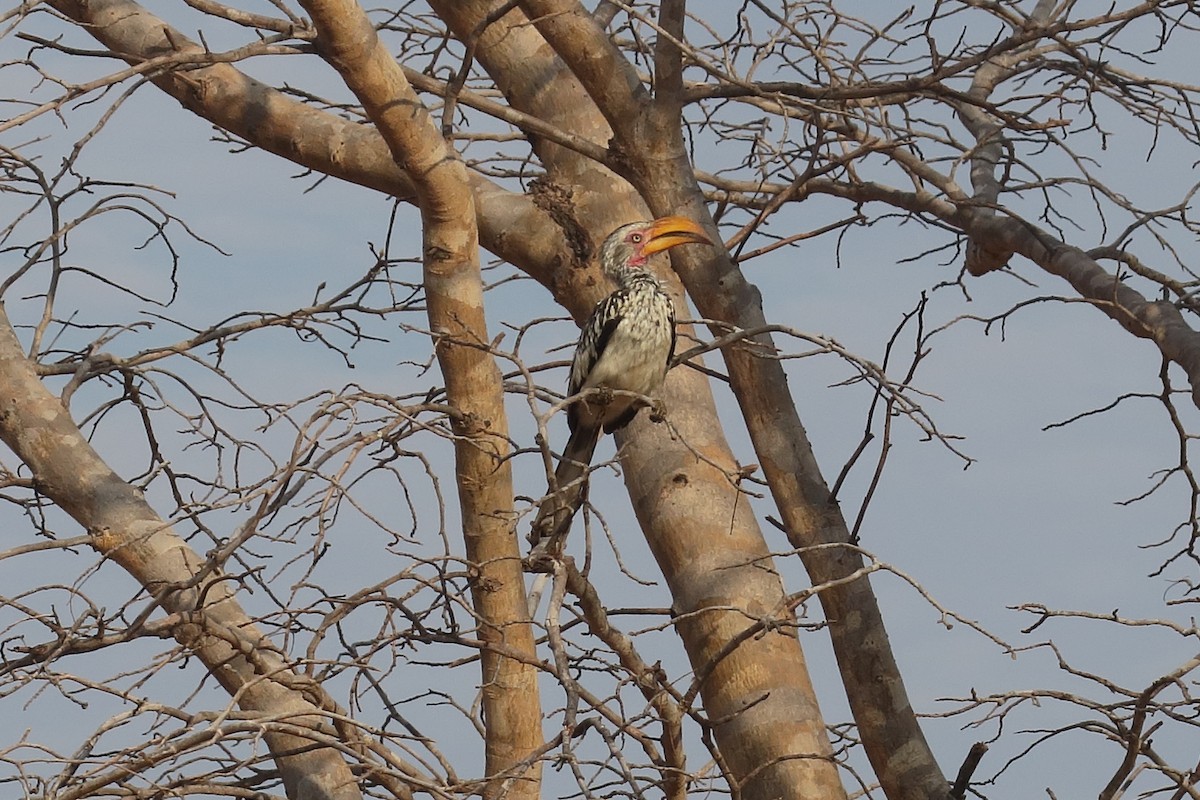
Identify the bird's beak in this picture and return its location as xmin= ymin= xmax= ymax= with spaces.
xmin=642 ymin=216 xmax=712 ymax=256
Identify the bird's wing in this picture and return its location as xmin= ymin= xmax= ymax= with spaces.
xmin=567 ymin=294 xmax=625 ymax=431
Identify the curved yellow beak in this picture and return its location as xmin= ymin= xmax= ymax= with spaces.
xmin=642 ymin=215 xmax=712 ymax=256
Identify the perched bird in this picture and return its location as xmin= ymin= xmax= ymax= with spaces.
xmin=530 ymin=215 xmax=712 ymax=548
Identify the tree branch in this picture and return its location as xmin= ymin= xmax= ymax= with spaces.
xmin=44 ymin=0 xmax=572 ymax=290
xmin=0 ymin=305 xmax=368 ymax=800
xmin=297 ymin=2 xmax=544 ymax=797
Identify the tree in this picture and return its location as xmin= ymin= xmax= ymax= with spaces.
xmin=2 ymin=1 xmax=1199 ymax=799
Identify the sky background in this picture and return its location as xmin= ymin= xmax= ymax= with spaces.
xmin=2 ymin=1 xmax=1199 ymax=797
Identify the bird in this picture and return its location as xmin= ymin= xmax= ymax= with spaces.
xmin=529 ymin=215 xmax=712 ymax=550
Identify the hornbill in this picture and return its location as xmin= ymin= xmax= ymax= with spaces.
xmin=530 ymin=216 xmax=712 ymax=549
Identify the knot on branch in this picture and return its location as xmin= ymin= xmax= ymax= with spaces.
xmin=529 ymin=178 xmax=591 ymax=269
xmin=965 ymin=236 xmax=1012 ymax=276
xmin=450 ymin=409 xmax=489 ymax=436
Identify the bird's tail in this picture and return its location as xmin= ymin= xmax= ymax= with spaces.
xmin=529 ymin=423 xmax=599 ymax=548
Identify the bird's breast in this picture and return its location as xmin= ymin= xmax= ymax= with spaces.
xmin=579 ymin=292 xmax=674 ymax=395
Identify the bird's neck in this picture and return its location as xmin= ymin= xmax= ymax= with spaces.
xmin=614 ymin=267 xmax=662 ymax=291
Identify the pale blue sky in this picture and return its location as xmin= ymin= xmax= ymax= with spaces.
xmin=3 ymin=2 xmax=1198 ymax=797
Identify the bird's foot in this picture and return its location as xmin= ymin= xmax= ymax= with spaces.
xmin=593 ymin=385 xmax=614 ymax=408
xmin=524 ymin=538 xmax=558 ymax=572
xmin=648 ymin=396 xmax=668 ymax=424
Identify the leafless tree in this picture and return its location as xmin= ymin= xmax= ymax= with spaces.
xmin=2 ymin=2 xmax=1199 ymax=799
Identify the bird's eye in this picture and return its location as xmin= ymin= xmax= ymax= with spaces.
xmin=630 ymin=233 xmax=643 ymax=244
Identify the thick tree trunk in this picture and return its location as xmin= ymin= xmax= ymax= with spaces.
xmin=513 ymin=2 xmax=950 ymax=797
xmin=432 ymin=3 xmax=845 ymax=798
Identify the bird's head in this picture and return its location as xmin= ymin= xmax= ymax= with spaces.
xmin=598 ymin=216 xmax=712 ymax=279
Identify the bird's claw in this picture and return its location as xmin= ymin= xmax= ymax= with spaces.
xmin=649 ymin=397 xmax=667 ymax=423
